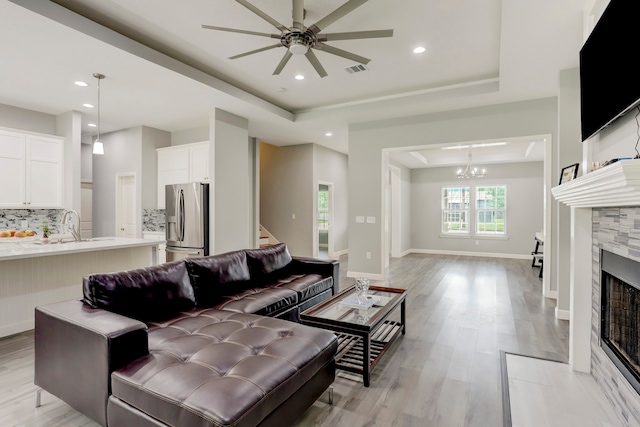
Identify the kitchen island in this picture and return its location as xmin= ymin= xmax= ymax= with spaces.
xmin=0 ymin=237 xmax=159 ymax=338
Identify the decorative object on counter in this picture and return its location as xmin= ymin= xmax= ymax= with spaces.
xmin=92 ymin=73 xmax=105 ymax=155
xmin=559 ymin=163 xmax=579 ymax=185
xmin=41 ymin=221 xmax=50 ymax=244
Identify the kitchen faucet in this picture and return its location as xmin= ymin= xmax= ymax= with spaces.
xmin=61 ymin=209 xmax=81 ymax=242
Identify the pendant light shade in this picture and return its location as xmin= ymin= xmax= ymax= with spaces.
xmin=92 ymin=140 xmax=104 ymax=155
xmin=92 ymin=73 xmax=105 ymax=155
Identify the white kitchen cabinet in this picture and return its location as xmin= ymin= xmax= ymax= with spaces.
xmin=143 ymin=231 xmax=166 ymax=264
xmin=189 ymin=142 xmax=210 ymax=183
xmin=157 ymin=142 xmax=209 ymax=209
xmin=0 ymin=128 xmax=64 ymax=209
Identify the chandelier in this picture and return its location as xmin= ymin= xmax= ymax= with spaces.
xmin=456 ymin=152 xmax=486 ymax=179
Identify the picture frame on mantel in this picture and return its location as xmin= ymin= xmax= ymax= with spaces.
xmin=559 ymin=163 xmax=579 ymax=185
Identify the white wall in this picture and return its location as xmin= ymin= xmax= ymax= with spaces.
xmin=0 ymin=103 xmax=56 ymax=135
xmin=210 ymin=109 xmax=252 ymax=254
xmin=410 ymin=162 xmax=543 ymax=256
xmin=313 ymin=144 xmax=349 ymax=255
xmin=92 ymin=126 xmax=142 ymax=237
xmin=555 ymin=68 xmax=582 ymax=313
xmin=171 ymin=126 xmax=208 ymax=146
xmin=141 ymin=126 xmax=170 ymax=209
xmin=348 ymin=98 xmax=558 ymax=278
xmin=260 ymin=142 xmax=314 ymax=256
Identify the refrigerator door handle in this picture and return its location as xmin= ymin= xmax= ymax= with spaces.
xmin=176 ymin=189 xmax=186 ymax=242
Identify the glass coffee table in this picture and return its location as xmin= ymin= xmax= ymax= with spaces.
xmin=300 ymin=285 xmax=406 ymax=387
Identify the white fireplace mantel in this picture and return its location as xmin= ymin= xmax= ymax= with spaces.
xmin=551 ymin=159 xmax=640 ymax=374
xmin=552 ymin=159 xmax=640 ymax=207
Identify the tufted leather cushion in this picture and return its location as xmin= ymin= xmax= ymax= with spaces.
xmin=111 ymin=309 xmax=337 ymax=427
xmin=245 ymin=243 xmax=292 ymax=277
xmin=185 ymin=251 xmax=251 ymax=306
xmin=83 ymin=261 xmax=195 ymax=322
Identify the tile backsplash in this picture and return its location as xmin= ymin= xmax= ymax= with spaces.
xmin=0 ymin=209 xmax=64 ymax=236
xmin=143 ymin=209 xmax=165 ymax=231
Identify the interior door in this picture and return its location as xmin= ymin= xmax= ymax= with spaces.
xmin=116 ymin=174 xmax=136 ymax=237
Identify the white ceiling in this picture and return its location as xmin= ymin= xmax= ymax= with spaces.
xmin=1 ymin=0 xmax=585 ymax=167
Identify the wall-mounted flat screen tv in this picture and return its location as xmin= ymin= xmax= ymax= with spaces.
xmin=580 ymin=0 xmax=640 ymax=142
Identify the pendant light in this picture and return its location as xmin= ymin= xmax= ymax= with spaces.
xmin=92 ymin=73 xmax=105 ymax=155
xmin=456 ymin=152 xmax=486 ymax=179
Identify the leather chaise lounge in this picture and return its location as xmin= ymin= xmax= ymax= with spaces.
xmin=34 ymin=243 xmax=339 ymax=427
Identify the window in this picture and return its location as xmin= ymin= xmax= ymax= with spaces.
xmin=442 ymin=187 xmax=469 ymax=234
xmin=441 ymin=185 xmax=507 ymax=236
xmin=318 ymin=189 xmax=329 ymax=230
xmin=476 ymin=186 xmax=506 ymax=235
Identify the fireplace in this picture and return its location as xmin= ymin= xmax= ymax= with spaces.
xmin=600 ymin=249 xmax=640 ymax=395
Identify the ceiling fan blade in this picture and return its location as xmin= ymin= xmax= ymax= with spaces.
xmin=229 ymin=44 xmax=282 ymax=60
xmin=314 ymin=43 xmax=370 ymax=65
xmin=235 ymin=0 xmax=288 ymax=32
xmin=308 ymin=0 xmax=369 ymax=34
xmin=320 ymin=29 xmax=394 ymax=42
xmin=201 ymin=25 xmax=280 ymax=39
xmin=292 ymin=0 xmax=304 ymax=31
xmin=273 ymin=51 xmax=293 ymax=75
xmin=305 ymin=50 xmax=328 ymax=78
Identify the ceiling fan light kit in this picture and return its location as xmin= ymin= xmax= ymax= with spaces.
xmin=202 ymin=0 xmax=394 ymax=78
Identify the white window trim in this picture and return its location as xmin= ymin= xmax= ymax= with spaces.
xmin=440 ymin=184 xmax=508 ymax=238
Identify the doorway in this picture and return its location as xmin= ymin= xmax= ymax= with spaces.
xmin=115 ymin=173 xmax=136 ymax=237
xmin=318 ymin=181 xmax=333 ymax=258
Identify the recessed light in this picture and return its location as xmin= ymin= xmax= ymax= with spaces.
xmin=413 ymin=46 xmax=426 ymax=54
xmin=294 ymin=74 xmax=305 ymax=80
xmin=83 ymin=103 xmax=94 ymax=108
xmin=87 ymin=123 xmax=96 ymax=127
xmin=74 ymin=81 xmax=88 ymax=87
xmin=325 ymin=132 xmax=333 ymax=137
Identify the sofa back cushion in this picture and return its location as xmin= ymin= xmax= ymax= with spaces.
xmin=245 ymin=243 xmax=292 ymax=278
xmin=185 ymin=251 xmax=251 ymax=306
xmin=83 ymin=260 xmax=195 ymax=322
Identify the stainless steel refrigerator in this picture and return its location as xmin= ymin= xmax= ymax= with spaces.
xmin=165 ymin=182 xmax=209 ymax=262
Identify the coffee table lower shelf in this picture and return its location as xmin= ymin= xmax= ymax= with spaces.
xmin=333 ymin=320 xmax=403 ymax=380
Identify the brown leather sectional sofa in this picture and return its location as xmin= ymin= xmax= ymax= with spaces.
xmin=34 ymin=243 xmax=339 ymax=427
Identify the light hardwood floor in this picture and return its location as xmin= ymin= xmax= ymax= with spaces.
xmin=0 ymin=254 xmax=568 ymax=427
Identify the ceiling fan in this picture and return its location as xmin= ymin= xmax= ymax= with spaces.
xmin=202 ymin=0 xmax=393 ymax=78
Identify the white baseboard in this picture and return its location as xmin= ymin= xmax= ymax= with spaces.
xmin=346 ymin=271 xmax=385 ymax=281
xmin=0 ymin=320 xmax=33 ymax=338
xmin=555 ymin=307 xmax=570 ymax=320
xmin=544 ymin=290 xmax=558 ymax=299
xmin=408 ymin=248 xmax=531 ymax=260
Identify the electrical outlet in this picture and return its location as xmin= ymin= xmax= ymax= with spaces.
xmin=475 ymin=240 xmax=479 ymax=246
xmin=21 ymin=220 xmax=28 ymax=229
xmin=366 ymin=252 xmax=371 ymax=259
xmin=291 ymin=213 xmax=296 ymax=220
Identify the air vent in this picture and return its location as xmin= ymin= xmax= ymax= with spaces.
xmin=345 ymin=64 xmax=368 ymax=74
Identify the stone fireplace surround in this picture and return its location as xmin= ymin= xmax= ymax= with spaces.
xmin=553 ymin=160 xmax=640 ymax=426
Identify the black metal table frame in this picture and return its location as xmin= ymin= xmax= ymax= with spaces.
xmin=300 ymin=285 xmax=406 ymax=387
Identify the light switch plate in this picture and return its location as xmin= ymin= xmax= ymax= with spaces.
xmin=366 ymin=216 xmax=376 ymax=224
xmin=355 ymin=216 xmax=365 ymax=223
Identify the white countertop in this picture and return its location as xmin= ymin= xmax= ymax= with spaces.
xmin=0 ymin=237 xmax=159 ymax=261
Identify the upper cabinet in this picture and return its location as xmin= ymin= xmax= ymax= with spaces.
xmin=157 ymin=142 xmax=209 ymax=209
xmin=0 ymin=128 xmax=64 ymax=209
